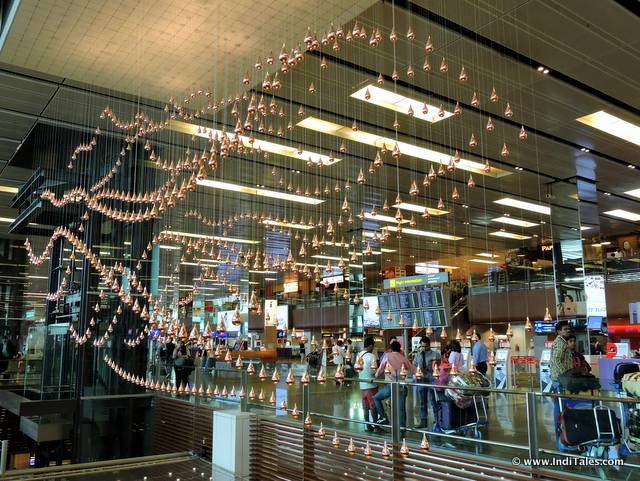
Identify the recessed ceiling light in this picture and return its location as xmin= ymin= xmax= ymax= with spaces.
xmin=392 ymin=202 xmax=449 ymax=216
xmin=537 ymin=66 xmax=544 ymax=72
xmin=603 ymin=192 xmax=612 ymax=196
xmin=494 ymin=197 xmax=550 ymax=215
xmin=0 ymin=217 xmax=15 ymax=223
xmin=628 ymin=165 xmax=636 ymax=169
xmin=160 ymin=230 xmax=260 ymax=244
xmin=416 ymin=262 xmax=460 ymax=270
xmin=476 ymin=252 xmax=499 ymax=258
xmin=351 ymin=85 xmax=453 ymax=124
xmin=580 ymin=226 xmax=593 ymax=231
xmin=0 ymin=185 xmax=18 ymax=194
xmin=382 ymin=225 xmax=463 ymax=241
xmin=543 ymin=69 xmax=549 ymax=74
xmin=604 ymin=209 xmax=640 ymax=222
xmin=171 ymin=120 xmax=341 ymax=165
xmin=197 ymin=179 xmax=324 ymax=205
xmin=469 ymin=258 xmax=499 ymax=264
xmin=624 ymin=188 xmax=640 ymax=198
xmin=489 ymin=231 xmax=532 ymax=240
xmin=492 ymin=216 xmax=538 ymax=227
xmin=297 ymin=117 xmax=511 ymax=178
xmin=364 ymin=212 xmax=409 ymax=224
xmin=263 ymin=219 xmax=314 ymax=230
xmin=577 ymin=111 xmax=640 ymax=147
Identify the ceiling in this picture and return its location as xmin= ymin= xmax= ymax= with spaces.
xmin=0 ymin=0 xmax=638 ymax=294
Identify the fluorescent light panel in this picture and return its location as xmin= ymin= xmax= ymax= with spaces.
xmin=469 ymin=258 xmax=499 ymax=264
xmin=577 ymin=111 xmax=640 ymax=146
xmin=0 ymin=185 xmax=18 ymax=194
xmin=197 ymin=178 xmax=323 ymax=205
xmin=393 ymin=202 xmax=448 ymax=216
xmin=364 ymin=212 xmax=409 ymax=224
xmin=0 ymin=217 xmax=15 ymax=223
xmin=263 ymin=219 xmax=314 ymax=230
xmin=416 ymin=262 xmax=460 ymax=269
xmin=351 ymin=85 xmax=453 ymax=124
xmin=297 ymin=117 xmax=510 ymax=178
xmin=171 ymin=120 xmax=340 ymax=165
xmin=494 ymin=197 xmax=550 ymax=215
xmin=604 ymin=209 xmax=640 ymax=222
xmin=476 ymin=252 xmax=499 ymax=258
xmin=492 ymin=216 xmax=538 ymax=228
xmin=160 ymin=230 xmax=260 ymax=244
xmin=490 ymin=231 xmax=532 ymax=240
xmin=383 ymin=225 xmax=463 ymax=241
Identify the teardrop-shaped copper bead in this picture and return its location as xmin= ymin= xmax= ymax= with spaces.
xmin=439 ymin=57 xmax=448 ymax=73
xmin=519 ymin=125 xmax=528 ymax=140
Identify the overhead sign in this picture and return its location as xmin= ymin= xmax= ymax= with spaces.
xmin=283 ymin=281 xmax=299 ymax=293
xmin=383 ymin=272 xmax=449 ymax=289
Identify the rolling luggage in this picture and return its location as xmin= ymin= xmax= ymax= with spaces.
xmin=437 ymin=399 xmax=477 ymax=430
xmin=622 ymin=372 xmax=640 ymax=398
xmin=559 ymin=406 xmax=621 ymax=447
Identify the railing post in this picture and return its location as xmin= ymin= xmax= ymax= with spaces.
xmin=302 ymin=382 xmax=316 ymax=481
xmin=390 ymin=382 xmax=404 ymax=481
xmin=526 ymin=392 xmax=539 ymax=465
xmin=0 ymin=439 xmax=8 ymax=475
xmin=240 ymin=370 xmax=248 ymax=412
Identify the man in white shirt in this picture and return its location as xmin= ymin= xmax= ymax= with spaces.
xmin=357 ymin=336 xmax=380 ymax=432
xmin=332 ymin=339 xmax=345 ymax=365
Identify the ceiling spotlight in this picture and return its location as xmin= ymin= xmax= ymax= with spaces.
xmin=543 ymin=69 xmax=549 ymax=74
xmin=629 ymin=165 xmax=636 ymax=169
xmin=603 ymin=192 xmax=612 ymax=196
xmin=537 ymin=66 xmax=544 ymax=72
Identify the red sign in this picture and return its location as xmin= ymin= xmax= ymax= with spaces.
xmin=606 ymin=343 xmax=618 ymax=359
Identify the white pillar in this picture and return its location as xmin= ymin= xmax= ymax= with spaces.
xmin=212 ymin=411 xmax=254 ymax=481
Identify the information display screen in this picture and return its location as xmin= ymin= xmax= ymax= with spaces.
xmin=398 ymin=291 xmax=418 ymax=309
xmin=377 ymin=293 xmax=399 ymax=311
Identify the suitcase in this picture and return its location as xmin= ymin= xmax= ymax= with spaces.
xmin=445 ymin=372 xmax=490 ymax=408
xmin=559 ymin=406 xmax=621 ymax=447
xmin=437 ymin=399 xmax=478 ymax=430
xmin=613 ymin=362 xmax=640 ymax=385
xmin=622 ymin=372 xmax=640 ymax=398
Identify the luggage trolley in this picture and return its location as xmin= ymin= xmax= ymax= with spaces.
xmin=433 ymin=390 xmax=488 ymax=440
xmin=556 ymin=396 xmax=623 ymax=459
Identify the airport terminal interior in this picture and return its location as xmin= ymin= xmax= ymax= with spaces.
xmin=0 ymin=0 xmax=639 ymax=480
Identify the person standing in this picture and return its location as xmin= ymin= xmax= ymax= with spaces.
xmin=472 ymin=335 xmax=489 ymax=375
xmin=412 ymin=336 xmax=441 ymax=428
xmin=550 ymin=321 xmax=574 ymax=392
xmin=299 ymin=339 xmax=306 ymax=362
xmin=447 ymin=340 xmax=464 ymax=371
xmin=374 ymin=341 xmax=415 ymax=428
xmin=358 ymin=336 xmax=380 ymax=432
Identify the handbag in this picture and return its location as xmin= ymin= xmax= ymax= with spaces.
xmin=559 ymin=368 xmax=600 ymax=393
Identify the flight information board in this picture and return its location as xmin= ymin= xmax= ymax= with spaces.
xmin=375 ymin=286 xmax=448 ymax=329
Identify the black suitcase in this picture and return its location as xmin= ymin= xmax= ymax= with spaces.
xmin=559 ymin=407 xmax=621 ymax=447
xmin=437 ymin=399 xmax=477 ymax=430
xmin=613 ymin=362 xmax=640 ymax=385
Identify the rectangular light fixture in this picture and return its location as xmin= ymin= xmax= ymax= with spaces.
xmin=492 ymin=216 xmax=538 ymax=228
xmin=469 ymin=258 xmax=499 ymax=264
xmin=159 ymin=245 xmax=181 ymax=250
xmin=351 ymin=85 xmax=453 ymax=124
xmin=171 ymin=120 xmax=340 ymax=165
xmin=494 ymin=197 xmax=551 ymax=215
xmin=262 ymin=219 xmax=314 ymax=230
xmin=383 ymin=225 xmax=463 ymax=241
xmin=197 ymin=178 xmax=324 ymax=205
xmin=0 ymin=185 xmax=18 ymax=194
xmin=297 ymin=117 xmax=510 ymax=178
xmin=490 ymin=231 xmax=532 ymax=240
xmin=0 ymin=217 xmax=15 ymax=223
xmin=416 ymin=262 xmax=460 ymax=270
xmin=604 ymin=209 xmax=640 ymax=222
xmin=249 ymin=270 xmax=278 ymax=274
xmin=577 ymin=111 xmax=640 ymax=146
xmin=393 ymin=202 xmax=448 ymax=216
xmin=624 ymin=188 xmax=640 ymax=199
xmin=476 ymin=252 xmax=499 ymax=258
xmin=364 ymin=212 xmax=409 ymax=224
xmin=160 ymin=230 xmax=260 ymax=244
xmin=580 ymin=226 xmax=593 ymax=231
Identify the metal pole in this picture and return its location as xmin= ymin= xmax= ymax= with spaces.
xmin=526 ymin=391 xmax=539 ymax=464
xmin=240 ymin=370 xmax=248 ymax=412
xmin=390 ymin=382 xmax=402 ymax=445
xmin=0 ymin=439 xmax=8 ymax=474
